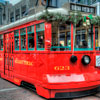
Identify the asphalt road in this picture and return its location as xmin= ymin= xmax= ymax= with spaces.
xmin=0 ymin=78 xmax=100 ymax=100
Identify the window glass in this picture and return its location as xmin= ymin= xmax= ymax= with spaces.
xmin=15 ymin=9 xmax=20 ymax=20
xmin=95 ymin=27 xmax=100 ymax=50
xmin=87 ymin=7 xmax=90 ymax=13
xmin=46 ymin=0 xmax=57 ymax=7
xmin=20 ymin=28 xmax=26 ymax=50
xmin=10 ymin=12 xmax=14 ymax=22
xmin=58 ymin=0 xmax=68 ymax=7
xmin=0 ymin=35 xmax=3 ymax=50
xmin=36 ymin=23 xmax=45 ymax=50
xmin=76 ymin=5 xmax=81 ymax=11
xmin=90 ymin=8 xmax=95 ymax=13
xmin=36 ymin=23 xmax=44 ymax=31
xmin=71 ymin=5 xmax=75 ymax=10
xmin=82 ymin=7 xmax=87 ymax=12
xmin=27 ymin=26 xmax=34 ymax=50
xmin=14 ymin=30 xmax=19 ymax=50
xmin=74 ymin=26 xmax=93 ymax=51
xmin=51 ymin=23 xmax=71 ymax=51
xmin=21 ymin=5 xmax=27 ymax=17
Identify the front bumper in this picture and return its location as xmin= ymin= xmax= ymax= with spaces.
xmin=54 ymin=87 xmax=98 ymax=99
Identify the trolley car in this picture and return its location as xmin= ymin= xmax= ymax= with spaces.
xmin=0 ymin=9 xmax=100 ymax=99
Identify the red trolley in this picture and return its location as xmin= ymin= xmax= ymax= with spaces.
xmin=0 ymin=13 xmax=100 ymax=99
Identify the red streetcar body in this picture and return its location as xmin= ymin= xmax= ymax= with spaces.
xmin=0 ymin=19 xmax=100 ymax=99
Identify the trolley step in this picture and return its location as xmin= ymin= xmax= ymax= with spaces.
xmin=21 ymin=81 xmax=36 ymax=92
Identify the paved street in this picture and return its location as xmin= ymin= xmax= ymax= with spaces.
xmin=0 ymin=78 xmax=100 ymax=100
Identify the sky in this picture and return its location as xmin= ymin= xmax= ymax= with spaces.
xmin=5 ymin=0 xmax=21 ymax=5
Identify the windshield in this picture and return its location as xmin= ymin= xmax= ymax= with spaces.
xmin=74 ymin=26 xmax=93 ymax=51
xmin=95 ymin=27 xmax=100 ymax=51
xmin=51 ymin=22 xmax=71 ymax=51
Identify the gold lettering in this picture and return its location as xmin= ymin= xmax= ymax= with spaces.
xmin=15 ymin=59 xmax=33 ymax=66
xmin=54 ymin=66 xmax=70 ymax=71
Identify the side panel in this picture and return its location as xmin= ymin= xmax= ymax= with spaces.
xmin=0 ymin=52 xmax=4 ymax=75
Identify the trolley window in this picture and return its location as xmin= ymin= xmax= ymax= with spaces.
xmin=36 ymin=23 xmax=45 ymax=50
xmin=14 ymin=30 xmax=19 ymax=50
xmin=20 ymin=28 xmax=26 ymax=50
xmin=0 ymin=35 xmax=3 ymax=50
xmin=74 ymin=26 xmax=93 ymax=51
xmin=95 ymin=27 xmax=100 ymax=50
xmin=27 ymin=26 xmax=34 ymax=50
xmin=51 ymin=23 xmax=71 ymax=51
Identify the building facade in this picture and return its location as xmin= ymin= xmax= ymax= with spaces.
xmin=0 ymin=0 xmax=6 ymax=25
xmin=0 ymin=0 xmax=37 ymax=26
xmin=0 ymin=0 xmax=13 ymax=25
xmin=0 ymin=0 xmax=98 ymax=26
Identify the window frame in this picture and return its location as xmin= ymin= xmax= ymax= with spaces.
xmin=95 ymin=27 xmax=100 ymax=50
xmin=14 ymin=30 xmax=19 ymax=51
xmin=74 ymin=27 xmax=93 ymax=51
xmin=36 ymin=23 xmax=45 ymax=51
xmin=27 ymin=25 xmax=35 ymax=51
xmin=51 ymin=24 xmax=71 ymax=51
xmin=0 ymin=34 xmax=3 ymax=51
xmin=20 ymin=28 xmax=26 ymax=51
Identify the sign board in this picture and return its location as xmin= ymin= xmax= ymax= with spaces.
xmin=96 ymin=56 xmax=100 ymax=67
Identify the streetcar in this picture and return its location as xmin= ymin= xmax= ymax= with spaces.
xmin=0 ymin=8 xmax=100 ymax=99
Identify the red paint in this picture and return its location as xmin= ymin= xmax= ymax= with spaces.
xmin=34 ymin=25 xmax=37 ymax=50
xmin=26 ymin=28 xmax=28 ymax=50
xmin=71 ymin=23 xmax=73 ymax=51
xmin=19 ymin=30 xmax=21 ymax=50
xmin=0 ymin=20 xmax=100 ymax=99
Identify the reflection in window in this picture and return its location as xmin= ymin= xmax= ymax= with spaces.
xmin=0 ymin=35 xmax=3 ymax=50
xmin=36 ymin=23 xmax=45 ymax=50
xmin=27 ymin=26 xmax=34 ymax=50
xmin=14 ymin=30 xmax=19 ymax=50
xmin=20 ymin=28 xmax=26 ymax=50
xmin=74 ymin=26 xmax=93 ymax=50
xmin=51 ymin=23 xmax=71 ymax=51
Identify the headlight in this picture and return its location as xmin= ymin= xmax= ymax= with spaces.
xmin=82 ymin=55 xmax=91 ymax=65
xmin=70 ymin=55 xmax=77 ymax=63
